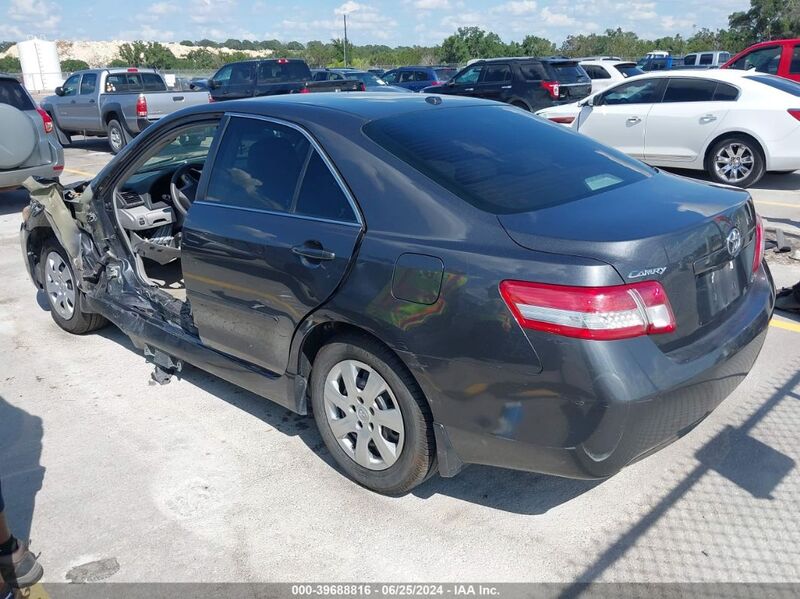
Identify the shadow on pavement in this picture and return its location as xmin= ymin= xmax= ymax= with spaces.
xmin=0 ymin=189 xmax=30 ymax=218
xmin=66 ymin=137 xmax=111 ymax=154
xmin=93 ymin=325 xmax=594 ymax=514
xmin=0 ymin=396 xmax=44 ymax=544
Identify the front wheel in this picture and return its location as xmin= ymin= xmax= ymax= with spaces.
xmin=706 ymin=136 xmax=765 ymax=188
xmin=310 ymin=335 xmax=436 ymax=495
xmin=106 ymin=119 xmax=129 ymax=154
xmin=40 ymin=240 xmax=108 ymax=334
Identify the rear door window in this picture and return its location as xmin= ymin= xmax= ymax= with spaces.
xmin=414 ymin=71 xmax=430 ymax=82
xmin=363 ymin=105 xmax=651 ymax=214
xmin=0 ymin=79 xmax=34 ymax=110
xmin=399 ymin=71 xmax=416 ymax=83
xmin=684 ymin=54 xmax=697 ymax=66
xmin=662 ymin=78 xmax=717 ymax=102
xmin=699 ymin=53 xmax=714 ymax=66
xmin=518 ymin=61 xmax=547 ymax=81
xmin=482 ymin=65 xmax=511 ymax=83
xmin=791 ymin=45 xmax=800 ymax=75
xmin=80 ymin=73 xmax=97 ymax=95
xmin=142 ymin=73 xmax=166 ymax=91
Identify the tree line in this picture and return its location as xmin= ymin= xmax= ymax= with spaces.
xmin=0 ymin=0 xmax=796 ymax=73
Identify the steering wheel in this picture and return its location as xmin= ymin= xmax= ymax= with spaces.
xmin=170 ymin=162 xmax=203 ymax=221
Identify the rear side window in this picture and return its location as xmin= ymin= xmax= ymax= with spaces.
xmin=583 ymin=65 xmax=610 ymax=79
xmin=363 ymin=105 xmax=651 ymax=215
xmin=295 ymin=152 xmax=356 ymax=222
xmin=662 ymin=78 xmax=717 ymax=102
xmin=0 ymin=79 xmax=34 ymax=110
xmin=141 ymin=73 xmax=166 ymax=91
xmin=684 ymin=54 xmax=697 ymax=66
xmin=80 ymin=73 xmax=97 ymax=95
xmin=747 ymin=74 xmax=800 ymax=97
xmin=518 ymin=62 xmax=547 ymax=81
xmin=713 ymin=82 xmax=739 ymax=101
xmin=699 ymin=53 xmax=714 ymax=66
xmin=614 ymin=63 xmax=644 ymax=78
xmin=482 ymin=65 xmax=511 ymax=82
xmin=547 ymin=62 xmax=589 ymax=83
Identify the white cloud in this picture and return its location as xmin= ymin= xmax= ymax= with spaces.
xmin=149 ymin=2 xmax=179 ymax=16
xmin=539 ymin=6 xmax=576 ymax=26
xmin=335 ymin=1 xmax=364 ymax=15
xmin=491 ymin=0 xmax=537 ymax=15
xmin=413 ymin=0 xmax=451 ymax=9
xmin=7 ymin=0 xmax=61 ymax=33
xmin=190 ymin=0 xmax=237 ymax=24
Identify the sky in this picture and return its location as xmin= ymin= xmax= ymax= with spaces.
xmin=0 ymin=0 xmax=751 ymax=47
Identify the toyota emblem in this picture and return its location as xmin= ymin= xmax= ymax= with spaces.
xmin=726 ymin=227 xmax=742 ymax=257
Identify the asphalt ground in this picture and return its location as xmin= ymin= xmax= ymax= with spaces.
xmin=0 ymin=138 xmax=799 ymax=588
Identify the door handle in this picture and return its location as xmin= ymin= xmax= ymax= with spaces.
xmin=465 ymin=88 xmax=474 ymax=92
xmin=89 ymin=99 xmax=95 ymax=103
xmin=292 ymin=243 xmax=335 ymax=262
xmin=173 ymin=96 xmax=185 ymax=101
xmin=700 ymin=114 xmax=717 ymax=122
xmin=501 ymin=85 xmax=512 ymax=89
xmin=626 ymin=116 xmax=641 ymax=124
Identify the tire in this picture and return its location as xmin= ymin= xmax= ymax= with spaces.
xmin=40 ymin=240 xmax=108 ymax=335
xmin=511 ymin=101 xmax=530 ymax=111
xmin=106 ymin=119 xmax=129 ymax=154
xmin=310 ymin=334 xmax=436 ymax=495
xmin=706 ymin=135 xmax=765 ymax=188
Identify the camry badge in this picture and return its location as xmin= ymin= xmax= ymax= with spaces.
xmin=628 ymin=266 xmax=667 ymax=279
xmin=726 ymin=227 xmax=742 ymax=257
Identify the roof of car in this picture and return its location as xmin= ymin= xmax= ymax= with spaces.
xmin=203 ymin=91 xmax=494 ymax=121
xmin=630 ymin=69 xmax=752 ymax=81
xmin=579 ymin=59 xmax=637 ymax=66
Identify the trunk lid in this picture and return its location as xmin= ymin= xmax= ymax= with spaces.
xmin=497 ymin=173 xmax=758 ymax=350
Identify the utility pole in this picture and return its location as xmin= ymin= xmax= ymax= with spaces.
xmin=343 ymin=14 xmax=348 ymax=68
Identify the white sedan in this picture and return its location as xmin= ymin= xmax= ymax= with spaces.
xmin=536 ymin=69 xmax=800 ymax=187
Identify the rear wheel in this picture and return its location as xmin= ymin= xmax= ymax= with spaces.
xmin=40 ymin=240 xmax=108 ymax=334
xmin=706 ymin=135 xmax=765 ymax=188
xmin=106 ymin=119 xmax=128 ymax=154
xmin=310 ymin=334 xmax=436 ymax=495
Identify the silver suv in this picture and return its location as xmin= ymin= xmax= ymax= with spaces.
xmin=0 ymin=74 xmax=64 ymax=190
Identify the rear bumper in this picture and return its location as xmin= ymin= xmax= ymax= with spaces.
xmin=764 ymin=133 xmax=800 ymax=171
xmin=430 ymin=264 xmax=774 ymax=479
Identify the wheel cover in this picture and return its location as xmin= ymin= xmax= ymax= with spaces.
xmin=714 ymin=142 xmax=754 ymax=184
xmin=44 ymin=251 xmax=76 ymax=320
xmin=323 ymin=360 xmax=405 ymax=471
xmin=109 ymin=125 xmax=122 ymax=150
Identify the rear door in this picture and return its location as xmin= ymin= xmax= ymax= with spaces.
xmin=474 ymin=63 xmax=512 ymax=102
xmin=182 ymin=114 xmax=363 ymax=373
xmin=644 ymin=77 xmax=732 ymax=166
xmin=578 ymin=77 xmax=665 ymax=159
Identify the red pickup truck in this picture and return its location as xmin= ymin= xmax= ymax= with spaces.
xmin=722 ymin=38 xmax=800 ymax=82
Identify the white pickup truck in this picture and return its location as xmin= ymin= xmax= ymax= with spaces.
xmin=41 ymin=68 xmax=210 ymax=153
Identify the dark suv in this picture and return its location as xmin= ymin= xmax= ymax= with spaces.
xmin=382 ymin=66 xmax=457 ymax=91
xmin=422 ymin=57 xmax=592 ymax=111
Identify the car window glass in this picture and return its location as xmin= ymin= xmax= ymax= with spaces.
xmin=662 ymin=78 xmax=716 ymax=102
xmin=399 ymin=71 xmax=416 ymax=83
xmin=518 ymin=62 xmax=546 ymax=80
xmin=61 ymin=74 xmax=80 ymax=96
xmin=435 ymin=68 xmax=456 ymax=81
xmin=791 ymin=46 xmax=800 ymax=74
xmin=142 ymin=73 xmax=166 ymax=91
xmin=585 ymin=65 xmax=611 ymax=79
xmin=206 ymin=117 xmax=310 ymax=213
xmin=382 ymin=71 xmax=398 ymax=83
xmin=80 ymin=73 xmax=97 ymax=95
xmin=602 ymin=79 xmax=663 ymax=105
xmin=295 ymin=151 xmax=356 ymax=222
xmin=746 ymin=74 xmax=800 ymax=97
xmin=712 ymin=82 xmax=739 ymax=101
xmin=0 ymin=79 xmax=34 ymax=110
xmin=364 ymin=105 xmax=651 ymax=215
xmin=105 ymin=73 xmax=142 ymax=92
xmin=214 ymin=65 xmax=233 ymax=83
xmin=482 ymin=65 xmax=511 ymax=83
xmin=257 ymin=61 xmax=309 ymax=83
xmin=548 ymin=62 xmax=589 ymax=83
xmin=136 ymin=123 xmax=218 ymax=173
xmin=229 ymin=63 xmax=254 ymax=86
xmin=684 ymin=54 xmax=697 ymax=66
xmin=614 ymin=63 xmax=644 ymax=78
xmin=455 ymin=66 xmax=482 ymax=84
xmin=699 ymin=53 xmax=714 ymax=65
xmin=732 ymin=46 xmax=782 ymax=74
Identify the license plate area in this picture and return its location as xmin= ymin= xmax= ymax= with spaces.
xmin=696 ymin=257 xmax=748 ymax=324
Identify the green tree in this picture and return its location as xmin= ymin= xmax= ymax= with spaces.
xmin=729 ymin=0 xmax=800 ymax=43
xmin=0 ymin=56 xmax=21 ymax=72
xmin=118 ymin=41 xmax=147 ymax=65
xmin=521 ymin=35 xmax=557 ymax=57
xmin=179 ymin=40 xmax=194 ymax=47
xmin=117 ymin=41 xmax=177 ymax=69
xmin=61 ymin=59 xmax=90 ymax=72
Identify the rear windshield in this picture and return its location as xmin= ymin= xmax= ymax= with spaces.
xmin=0 ymin=79 xmax=34 ymax=110
xmin=363 ymin=105 xmax=651 ymax=214
xmin=614 ymin=63 xmax=644 ymax=78
xmin=747 ymin=74 xmax=800 ymax=97
xmin=258 ymin=61 xmax=311 ymax=82
xmin=434 ymin=68 xmax=456 ymax=81
xmin=547 ymin=62 xmax=589 ymax=83
xmin=104 ymin=73 xmax=167 ymax=92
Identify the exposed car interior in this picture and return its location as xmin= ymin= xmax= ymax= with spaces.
xmin=113 ymin=123 xmax=218 ymax=302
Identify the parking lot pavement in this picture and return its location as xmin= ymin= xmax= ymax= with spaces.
xmin=1 ymin=142 xmax=799 ymax=584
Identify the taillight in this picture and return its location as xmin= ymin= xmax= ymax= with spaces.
xmin=548 ymin=116 xmax=575 ymax=124
xmin=36 ymin=107 xmax=53 ymax=133
xmin=136 ymin=94 xmax=147 ymax=118
xmin=789 ymin=109 xmax=800 ymax=121
xmin=430 ymin=80 xmax=442 ymax=86
xmin=359 ymin=82 xmax=366 ymax=91
xmin=299 ymin=87 xmax=311 ymax=94
xmin=277 ymin=58 xmax=289 ymax=64
xmin=207 ymin=94 xmax=215 ymax=103
xmin=499 ymin=280 xmax=676 ymax=340
xmin=127 ymin=67 xmax=139 ymax=72
xmin=752 ymin=214 xmax=764 ymax=273
xmin=541 ymin=81 xmax=560 ymax=100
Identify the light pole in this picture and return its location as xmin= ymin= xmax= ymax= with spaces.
xmin=343 ymin=13 xmax=348 ymax=68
